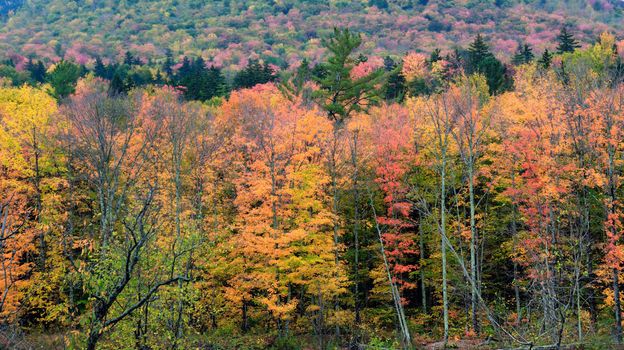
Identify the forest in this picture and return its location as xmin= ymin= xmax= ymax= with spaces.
xmin=2 ymin=13 xmax=624 ymax=350
xmin=1 ymin=0 xmax=624 ymax=71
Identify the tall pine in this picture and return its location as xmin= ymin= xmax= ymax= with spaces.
xmin=538 ymin=49 xmax=553 ymax=69
xmin=466 ymin=34 xmax=511 ymax=94
xmin=556 ymin=26 xmax=581 ymax=54
xmin=313 ymin=27 xmax=385 ymax=124
xmin=513 ymin=43 xmax=534 ymax=65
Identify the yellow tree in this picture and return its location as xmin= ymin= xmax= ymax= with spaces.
xmin=0 ymin=86 xmax=63 ymax=323
xmin=498 ymin=64 xmax=578 ymax=344
xmin=215 ymin=84 xmax=298 ymax=334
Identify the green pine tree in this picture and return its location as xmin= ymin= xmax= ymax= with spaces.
xmin=512 ymin=43 xmax=534 ymax=65
xmin=109 ymin=70 xmax=128 ymax=95
xmin=467 ymin=34 xmax=493 ymax=66
xmin=512 ymin=43 xmax=525 ymax=65
xmin=429 ymin=48 xmax=442 ymax=63
xmin=26 ymin=59 xmax=46 ymax=83
xmin=313 ymin=27 xmax=385 ymax=124
xmin=382 ymin=56 xmax=405 ymax=102
xmin=46 ymin=60 xmax=82 ymax=99
xmin=556 ymin=26 xmax=581 ymax=54
xmin=466 ymin=34 xmax=511 ymax=94
xmin=94 ymin=57 xmax=107 ymax=78
xmin=523 ymin=44 xmax=535 ymax=63
xmin=538 ymin=49 xmax=553 ymax=69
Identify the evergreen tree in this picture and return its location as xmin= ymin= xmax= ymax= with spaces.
xmin=154 ymin=70 xmax=164 ymax=85
xmin=126 ymin=67 xmax=153 ymax=87
xmin=109 ymin=70 xmax=128 ymax=96
xmin=292 ymin=58 xmax=312 ymax=92
xmin=313 ymin=27 xmax=385 ymax=124
xmin=467 ymin=34 xmax=492 ymax=65
xmin=175 ymin=57 xmax=227 ymax=101
xmin=369 ymin=0 xmax=389 ymax=9
xmin=232 ymin=59 xmax=276 ymax=90
xmin=311 ymin=63 xmax=328 ymax=80
xmin=383 ymin=56 xmax=405 ymax=101
xmin=178 ymin=56 xmax=192 ymax=77
xmin=124 ymin=51 xmax=135 ymax=65
xmin=46 ymin=60 xmax=82 ymax=99
xmin=556 ymin=26 xmax=581 ymax=54
xmin=538 ymin=49 xmax=553 ymax=69
xmin=94 ymin=57 xmax=107 ymax=78
xmin=522 ymin=44 xmax=534 ymax=63
xmin=512 ymin=43 xmax=524 ymax=65
xmin=513 ymin=43 xmax=534 ymax=65
xmin=206 ymin=66 xmax=228 ymax=98
xmin=163 ymin=54 xmax=174 ymax=79
xmin=429 ymin=48 xmax=442 ymax=63
xmin=26 ymin=59 xmax=46 ymax=83
xmin=383 ymin=55 xmax=397 ymax=72
xmin=466 ymin=34 xmax=511 ymax=94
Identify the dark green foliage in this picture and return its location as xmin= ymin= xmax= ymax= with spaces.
xmin=175 ymin=57 xmax=228 ymax=101
xmin=0 ymin=64 xmax=30 ymax=85
xmin=538 ymin=49 xmax=553 ymax=69
xmin=93 ymin=57 xmax=109 ymax=79
xmin=47 ymin=60 xmax=83 ymax=99
xmin=466 ymin=34 xmax=512 ymax=94
xmin=556 ymin=26 xmax=581 ymax=54
xmin=279 ymin=59 xmax=314 ymax=103
xmin=311 ymin=63 xmax=328 ymax=80
xmin=232 ymin=59 xmax=276 ymax=90
xmin=123 ymin=51 xmax=142 ymax=66
xmin=92 ymin=54 xmax=228 ymax=101
xmin=313 ymin=27 xmax=385 ymax=124
xmin=467 ymin=34 xmax=491 ymax=64
xmin=127 ymin=66 xmax=154 ymax=87
xmin=109 ymin=70 xmax=128 ymax=96
xmin=429 ymin=48 xmax=442 ymax=63
xmin=25 ymin=59 xmax=46 ymax=83
xmin=427 ymin=17 xmax=451 ymax=32
xmin=285 ymin=58 xmax=313 ymax=96
xmin=163 ymin=50 xmax=175 ymax=77
xmin=368 ymin=0 xmax=389 ymax=9
xmin=406 ymin=77 xmax=431 ymax=97
xmin=478 ymin=55 xmax=512 ymax=94
xmin=383 ymin=56 xmax=405 ymax=101
xmin=154 ymin=70 xmax=164 ymax=85
xmin=512 ymin=43 xmax=534 ymax=65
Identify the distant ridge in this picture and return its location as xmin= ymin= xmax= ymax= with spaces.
xmin=0 ymin=0 xmax=622 ymax=69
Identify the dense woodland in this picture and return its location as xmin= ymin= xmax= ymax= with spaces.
xmin=3 ymin=16 xmax=624 ymax=350
xmin=1 ymin=0 xmax=624 ymax=71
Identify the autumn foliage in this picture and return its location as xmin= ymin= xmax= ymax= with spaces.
xmin=3 ymin=27 xmax=624 ymax=350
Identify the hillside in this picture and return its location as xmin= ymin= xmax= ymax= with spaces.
xmin=1 ymin=0 xmax=623 ymax=70
xmin=4 ymin=1 xmax=624 ymax=349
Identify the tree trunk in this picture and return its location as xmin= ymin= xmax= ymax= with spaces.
xmin=242 ymin=300 xmax=249 ymax=332
xmin=468 ymin=169 xmax=478 ymax=333
xmin=441 ymin=156 xmax=449 ymax=345
xmin=330 ymin=125 xmax=341 ymax=338
xmin=86 ymin=329 xmax=100 ymax=350
xmin=614 ymin=268 xmax=622 ymax=343
xmin=511 ymin=170 xmax=521 ymax=326
xmin=351 ymin=132 xmax=361 ymax=325
xmin=419 ymin=215 xmax=427 ymax=313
